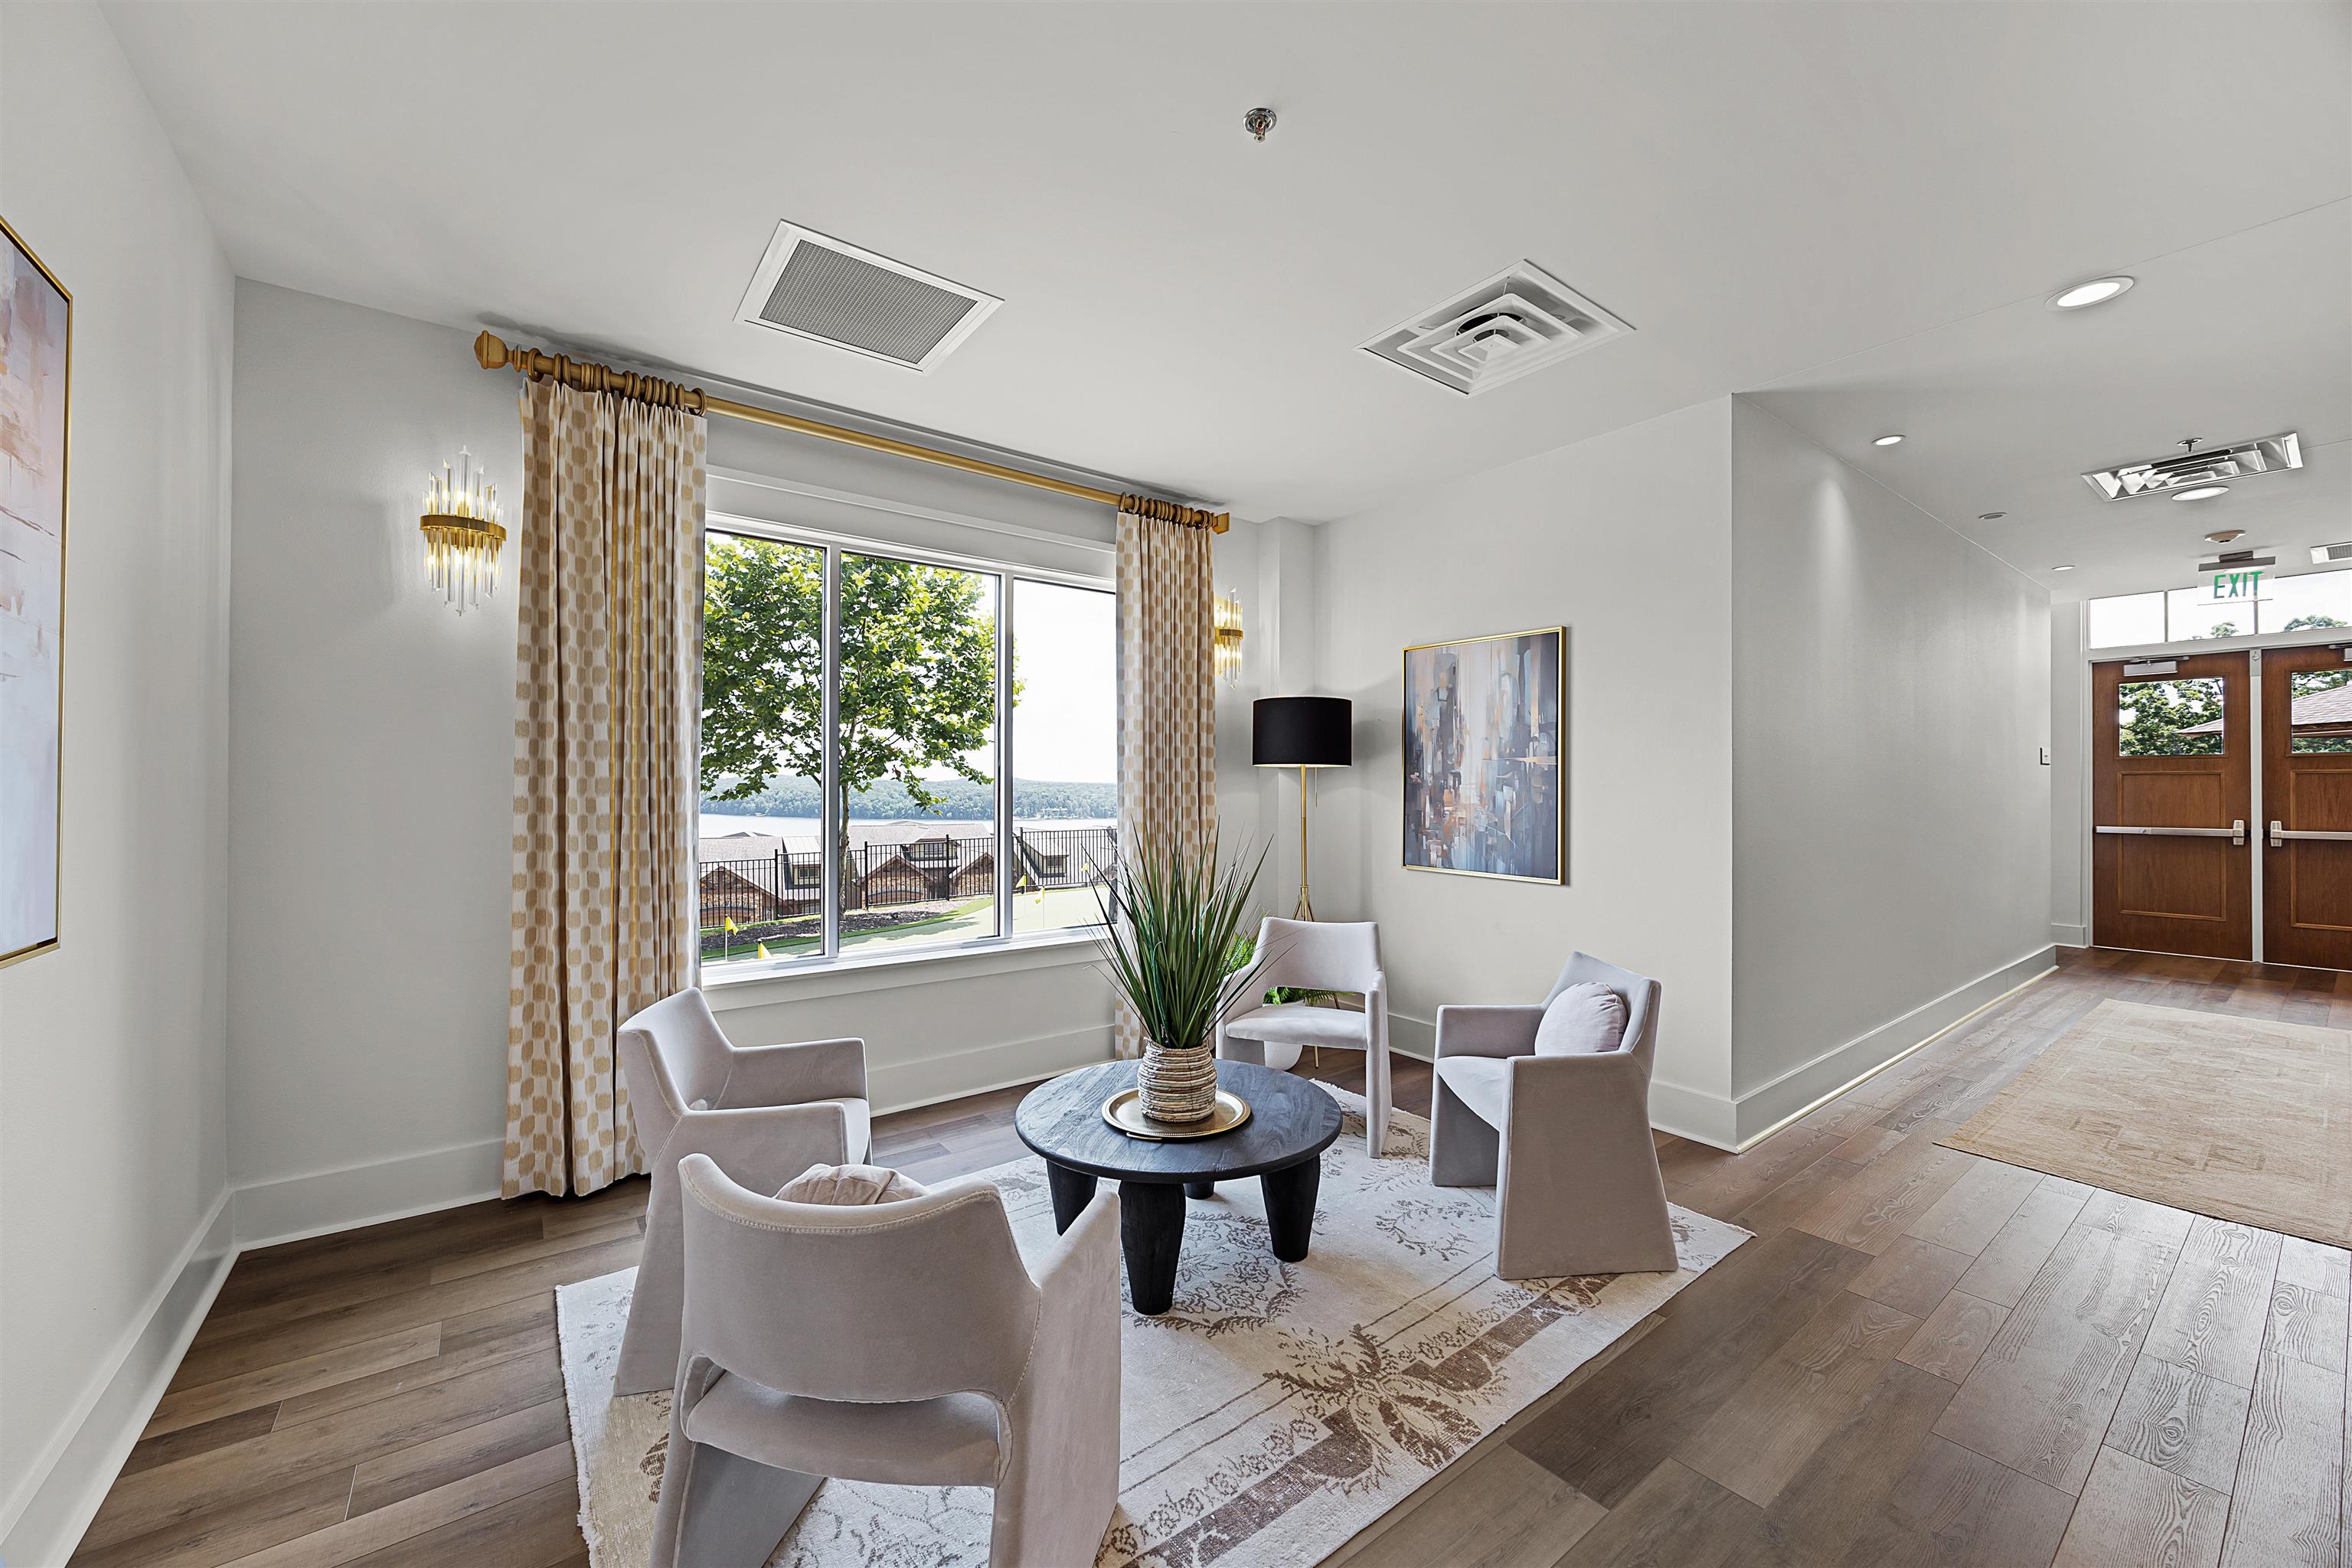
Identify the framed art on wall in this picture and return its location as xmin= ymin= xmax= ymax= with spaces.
xmin=1402 ymin=626 xmax=1564 ymax=883
xmin=1 ymin=215 xmax=70 ymax=966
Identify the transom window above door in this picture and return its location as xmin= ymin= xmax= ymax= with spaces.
xmin=2088 ymin=570 xmax=2352 ymax=648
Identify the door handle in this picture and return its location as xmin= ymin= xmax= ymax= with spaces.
xmin=2096 ymin=821 xmax=2246 ymax=845
xmin=2269 ymin=820 xmax=2352 ymax=847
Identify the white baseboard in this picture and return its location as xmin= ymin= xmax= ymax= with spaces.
xmin=1726 ymin=946 xmax=2057 ymax=1148
xmin=2052 ymin=923 xmax=2089 ymax=949
xmin=1646 ymin=1078 xmax=1741 ymax=1151
xmin=1393 ymin=949 xmax=2058 ymax=1155
xmin=867 ymin=1024 xmax=1112 ymax=1113
xmin=1 ymin=1192 xmax=236 ymax=1568
xmin=234 ymin=1137 xmax=505 ymax=1251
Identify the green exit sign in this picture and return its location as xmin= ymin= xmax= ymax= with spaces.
xmin=2200 ymin=569 xmax=2267 ymax=605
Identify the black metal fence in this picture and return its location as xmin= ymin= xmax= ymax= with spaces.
xmin=697 ymin=825 xmax=1118 ymax=929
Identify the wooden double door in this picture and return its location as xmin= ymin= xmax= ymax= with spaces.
xmin=2092 ymin=645 xmax=2352 ymax=969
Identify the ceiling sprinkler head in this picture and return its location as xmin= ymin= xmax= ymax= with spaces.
xmin=1243 ymin=106 xmax=1276 ymax=142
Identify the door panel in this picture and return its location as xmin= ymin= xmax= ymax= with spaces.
xmin=2262 ymin=642 xmax=2352 ymax=970
xmin=2092 ymin=652 xmax=2252 ymax=959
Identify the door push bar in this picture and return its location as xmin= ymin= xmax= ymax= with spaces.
xmin=2094 ymin=821 xmax=2247 ymax=844
xmin=2269 ymin=821 xmax=2352 ymax=847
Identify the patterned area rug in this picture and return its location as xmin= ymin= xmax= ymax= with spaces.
xmin=557 ymin=1086 xmax=1747 ymax=1568
xmin=1943 ymin=997 xmax=2352 ymax=1246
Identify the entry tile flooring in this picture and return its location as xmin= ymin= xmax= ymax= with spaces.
xmin=67 ymin=948 xmax=2352 ymax=1566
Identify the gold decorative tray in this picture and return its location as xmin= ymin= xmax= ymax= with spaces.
xmin=1101 ymin=1086 xmax=1253 ymax=1141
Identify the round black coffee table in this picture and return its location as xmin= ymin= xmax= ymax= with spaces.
xmin=1014 ymin=1058 xmax=1343 ymax=1315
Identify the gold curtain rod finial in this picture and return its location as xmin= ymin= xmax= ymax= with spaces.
xmin=473 ymin=329 xmax=511 ymax=371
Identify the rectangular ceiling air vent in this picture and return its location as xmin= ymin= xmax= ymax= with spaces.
xmin=2082 ymin=432 xmax=2303 ymax=501
xmin=2312 ymin=541 xmax=2352 ymax=565
xmin=1362 ymin=261 xmax=1631 ymax=396
xmin=734 ymin=222 xmax=1001 ymax=372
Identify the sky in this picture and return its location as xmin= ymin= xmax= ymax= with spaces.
xmin=1002 ymin=577 xmax=1116 ymax=782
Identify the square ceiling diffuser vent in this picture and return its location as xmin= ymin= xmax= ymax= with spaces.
xmin=734 ymin=222 xmax=1001 ymax=372
xmin=1363 ymin=261 xmax=1631 ymax=396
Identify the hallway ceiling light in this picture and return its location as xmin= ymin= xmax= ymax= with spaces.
xmin=1873 ymin=433 xmax=1905 ymax=446
xmin=2082 ymin=432 xmax=2301 ymax=501
xmin=2204 ymin=530 xmax=2245 ymax=545
xmin=2051 ymin=564 xmax=2076 ymax=571
xmin=2172 ymin=485 xmax=2230 ymax=502
xmin=2047 ymin=275 xmax=2135 ymax=310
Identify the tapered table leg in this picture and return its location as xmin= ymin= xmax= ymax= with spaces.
xmin=1044 ymin=1160 xmax=1097 ymax=1235
xmin=1261 ymin=1156 xmax=1322 ymax=1263
xmin=1184 ymin=1181 xmax=1217 ymax=1199
xmin=1119 ymin=1180 xmax=1187 ymax=1315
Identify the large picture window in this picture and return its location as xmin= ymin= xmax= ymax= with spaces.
xmin=697 ymin=523 xmax=1117 ymax=971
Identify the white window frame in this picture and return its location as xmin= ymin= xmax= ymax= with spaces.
xmin=699 ymin=511 xmax=1116 ymax=983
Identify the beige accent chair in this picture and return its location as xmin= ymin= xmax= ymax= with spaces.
xmin=648 ymin=1155 xmax=1122 ymax=1568
xmin=1217 ymin=918 xmax=1393 ymax=1158
xmin=613 ymin=989 xmax=871 ymax=1395
xmin=1429 ymin=953 xmax=1679 ymax=1279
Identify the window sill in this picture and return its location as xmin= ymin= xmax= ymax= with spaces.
xmin=701 ymin=926 xmax=1107 ymax=1011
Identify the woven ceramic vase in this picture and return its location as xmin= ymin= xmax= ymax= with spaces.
xmin=1138 ymin=1039 xmax=1219 ymax=1123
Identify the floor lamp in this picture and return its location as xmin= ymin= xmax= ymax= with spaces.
xmin=1253 ymin=697 xmax=1352 ymax=920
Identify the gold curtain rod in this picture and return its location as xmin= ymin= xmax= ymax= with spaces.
xmin=472 ymin=331 xmax=1230 ymax=533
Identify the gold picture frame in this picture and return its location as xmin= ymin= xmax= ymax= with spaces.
xmin=2 ymin=212 xmax=71 ymax=969
xmin=1402 ymin=626 xmax=1565 ymax=884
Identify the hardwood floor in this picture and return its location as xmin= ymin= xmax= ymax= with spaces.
xmin=69 ymin=949 xmax=2352 ymax=1566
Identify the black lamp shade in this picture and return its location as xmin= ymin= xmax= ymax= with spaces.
xmin=1253 ymin=696 xmax=1352 ymax=768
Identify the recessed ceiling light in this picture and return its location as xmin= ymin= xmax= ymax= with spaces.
xmin=2204 ymin=529 xmax=2244 ymax=545
xmin=1873 ymin=433 xmax=1905 ymax=447
xmin=2051 ymin=564 xmax=2076 ymax=572
xmin=2047 ymin=275 xmax=2135 ymax=311
xmin=2171 ymin=485 xmax=2230 ymax=502
xmin=1978 ymin=511 xmax=2006 ymax=520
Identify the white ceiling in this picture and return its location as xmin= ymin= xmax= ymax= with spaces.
xmin=103 ymin=1 xmax=2352 ymax=582
xmin=1749 ymin=201 xmax=2352 ymax=603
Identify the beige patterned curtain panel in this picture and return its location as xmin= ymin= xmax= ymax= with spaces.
xmin=504 ymin=378 xmax=706 ymax=1198
xmin=1113 ymin=502 xmax=1219 ymax=1058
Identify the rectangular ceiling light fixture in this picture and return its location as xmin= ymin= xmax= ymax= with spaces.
xmin=734 ymin=221 xmax=1001 ymax=372
xmin=2082 ymin=431 xmax=2302 ymax=501
xmin=1362 ymin=261 xmax=1631 ymax=396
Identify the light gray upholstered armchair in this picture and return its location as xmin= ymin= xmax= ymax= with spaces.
xmin=1429 ymin=953 xmax=1678 ymax=1280
xmin=613 ymin=989 xmax=871 ymax=1395
xmin=1217 ymin=918 xmax=1393 ymax=1158
xmin=649 ymin=1155 xmax=1122 ymax=1568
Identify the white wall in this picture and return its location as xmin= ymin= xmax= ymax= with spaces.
xmin=1312 ymin=400 xmax=1740 ymax=1138
xmin=224 ymin=281 xmax=523 ymax=1241
xmin=1211 ymin=514 xmax=1323 ymax=920
xmin=224 ymin=285 xmax=1242 ymax=1235
xmin=0 ymin=5 xmax=237 ymax=1560
xmin=1728 ymin=400 xmax=2053 ymax=1144
xmin=2049 ymin=599 xmax=2088 ymax=946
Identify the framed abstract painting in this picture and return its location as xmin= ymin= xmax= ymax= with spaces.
xmin=2 ymin=215 xmax=70 ymax=966
xmin=1402 ymin=626 xmax=1564 ymax=884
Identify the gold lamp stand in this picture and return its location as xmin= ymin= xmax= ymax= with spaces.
xmin=1252 ymin=696 xmax=1351 ymax=922
xmin=1293 ymin=764 xmax=1315 ymax=920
